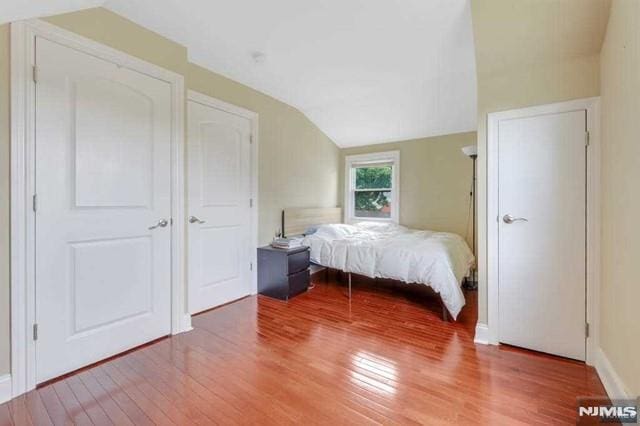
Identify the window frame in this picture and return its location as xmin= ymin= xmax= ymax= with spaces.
xmin=344 ymin=150 xmax=400 ymax=224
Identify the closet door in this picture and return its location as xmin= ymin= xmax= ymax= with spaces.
xmin=35 ymin=37 xmax=173 ymax=383
xmin=187 ymin=97 xmax=252 ymax=314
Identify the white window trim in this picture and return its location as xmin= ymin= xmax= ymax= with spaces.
xmin=344 ymin=151 xmax=400 ymax=224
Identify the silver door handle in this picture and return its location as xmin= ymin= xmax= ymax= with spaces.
xmin=503 ymin=214 xmax=528 ymax=224
xmin=149 ymin=218 xmax=169 ymax=230
xmin=188 ymin=216 xmax=206 ymax=224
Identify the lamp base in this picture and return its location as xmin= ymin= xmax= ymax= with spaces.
xmin=462 ymin=277 xmax=477 ymax=290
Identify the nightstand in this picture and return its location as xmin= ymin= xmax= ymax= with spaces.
xmin=257 ymin=245 xmax=310 ymax=300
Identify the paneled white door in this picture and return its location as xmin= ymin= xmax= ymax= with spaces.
xmin=498 ymin=110 xmax=586 ymax=361
xmin=35 ymin=37 xmax=173 ymax=383
xmin=187 ymin=98 xmax=252 ymax=314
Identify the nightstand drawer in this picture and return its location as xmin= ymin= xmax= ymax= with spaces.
xmin=288 ymin=250 xmax=310 ymax=275
xmin=288 ymin=269 xmax=310 ymax=297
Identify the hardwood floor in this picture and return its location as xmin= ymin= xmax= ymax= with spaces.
xmin=0 ymin=275 xmax=607 ymax=425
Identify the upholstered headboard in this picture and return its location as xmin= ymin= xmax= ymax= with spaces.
xmin=282 ymin=207 xmax=342 ymax=237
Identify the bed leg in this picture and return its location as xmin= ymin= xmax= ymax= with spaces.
xmin=348 ymin=273 xmax=352 ymax=299
xmin=441 ymin=298 xmax=450 ymax=322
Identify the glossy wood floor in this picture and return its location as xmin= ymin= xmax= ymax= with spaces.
xmin=0 ymin=274 xmax=607 ymax=425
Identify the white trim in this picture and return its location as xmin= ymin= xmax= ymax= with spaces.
xmin=344 ymin=150 xmax=400 ymax=224
xmin=10 ymin=19 xmax=188 ymax=397
xmin=171 ymin=67 xmax=189 ymax=336
xmin=187 ymin=90 xmax=260 ymax=295
xmin=0 ymin=375 xmax=11 ymax=404
xmin=485 ymin=98 xmax=601 ymax=364
xmin=474 ymin=323 xmax=489 ymax=345
xmin=595 ymin=348 xmax=631 ymax=400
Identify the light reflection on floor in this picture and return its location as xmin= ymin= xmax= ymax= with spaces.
xmin=349 ymin=350 xmax=398 ymax=396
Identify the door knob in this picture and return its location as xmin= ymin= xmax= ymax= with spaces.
xmin=188 ymin=216 xmax=206 ymax=224
xmin=149 ymin=218 xmax=169 ymax=230
xmin=503 ymin=214 xmax=528 ymax=224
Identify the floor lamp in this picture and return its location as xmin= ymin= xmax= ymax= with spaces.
xmin=462 ymin=145 xmax=477 ymax=289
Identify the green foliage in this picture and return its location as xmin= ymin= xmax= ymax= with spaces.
xmin=353 ymin=166 xmax=392 ymax=217
xmin=355 ymin=191 xmax=390 ymax=215
xmin=355 ymin=166 xmax=392 ymax=189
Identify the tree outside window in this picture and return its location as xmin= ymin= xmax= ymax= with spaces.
xmin=354 ymin=166 xmax=392 ymax=218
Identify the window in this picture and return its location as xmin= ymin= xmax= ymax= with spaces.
xmin=345 ymin=151 xmax=399 ymax=223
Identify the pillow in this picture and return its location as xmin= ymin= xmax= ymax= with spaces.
xmin=314 ymin=223 xmax=358 ymax=240
xmin=354 ymin=221 xmax=402 ymax=233
xmin=303 ymin=225 xmax=319 ymax=236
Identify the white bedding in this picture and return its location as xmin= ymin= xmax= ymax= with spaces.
xmin=302 ymin=222 xmax=474 ymax=319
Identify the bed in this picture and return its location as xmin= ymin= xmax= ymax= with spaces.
xmin=283 ymin=208 xmax=475 ymax=321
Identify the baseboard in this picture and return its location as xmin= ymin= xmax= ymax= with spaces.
xmin=177 ymin=314 xmax=193 ymax=334
xmin=0 ymin=374 xmax=11 ymax=404
xmin=595 ymin=348 xmax=630 ymax=400
xmin=474 ymin=322 xmax=489 ymax=345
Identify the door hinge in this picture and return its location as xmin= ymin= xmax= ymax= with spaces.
xmin=585 ymin=131 xmax=590 ymax=147
xmin=585 ymin=323 xmax=590 ymax=338
xmin=250 ymin=262 xmax=253 ymax=271
xmin=249 ymin=198 xmax=253 ymax=208
xmin=32 ymin=65 xmax=38 ymax=84
xmin=32 ymin=194 xmax=37 ymax=213
xmin=33 ymin=323 xmax=38 ymax=341
xmin=250 ymin=134 xmax=253 ymax=144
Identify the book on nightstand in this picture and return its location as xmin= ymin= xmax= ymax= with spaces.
xmin=270 ymin=237 xmax=304 ymax=250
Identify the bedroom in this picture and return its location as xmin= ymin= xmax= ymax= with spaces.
xmin=0 ymin=0 xmax=638 ymax=424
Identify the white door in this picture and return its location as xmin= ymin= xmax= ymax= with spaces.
xmin=187 ymin=98 xmax=252 ymax=314
xmin=35 ymin=37 xmax=173 ymax=383
xmin=498 ymin=110 xmax=586 ymax=361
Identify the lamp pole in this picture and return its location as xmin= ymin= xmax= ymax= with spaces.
xmin=471 ymin=153 xmax=477 ymax=288
xmin=461 ymin=145 xmax=478 ymax=289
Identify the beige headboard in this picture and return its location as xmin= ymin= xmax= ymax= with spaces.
xmin=283 ymin=207 xmax=342 ymax=237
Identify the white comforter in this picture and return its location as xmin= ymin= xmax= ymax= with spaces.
xmin=302 ymin=222 xmax=474 ymax=319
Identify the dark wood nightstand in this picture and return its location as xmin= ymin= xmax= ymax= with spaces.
xmin=257 ymin=245 xmax=310 ymax=300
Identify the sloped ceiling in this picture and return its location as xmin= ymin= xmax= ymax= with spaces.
xmin=0 ymin=0 xmax=103 ymax=25
xmin=3 ymin=0 xmax=479 ymax=147
xmin=104 ymin=0 xmax=478 ymax=147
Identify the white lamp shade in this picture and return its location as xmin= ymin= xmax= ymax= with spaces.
xmin=461 ymin=145 xmax=477 ymax=157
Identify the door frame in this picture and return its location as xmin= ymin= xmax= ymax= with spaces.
xmin=186 ymin=90 xmax=260 ymax=304
xmin=10 ymin=19 xmax=189 ymax=398
xmin=486 ymin=97 xmax=601 ymax=365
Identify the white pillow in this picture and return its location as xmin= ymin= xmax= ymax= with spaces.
xmin=354 ymin=221 xmax=403 ymax=233
xmin=314 ymin=223 xmax=358 ymax=240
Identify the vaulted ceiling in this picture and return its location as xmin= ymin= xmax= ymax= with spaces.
xmin=1 ymin=0 xmax=478 ymax=148
xmin=0 ymin=1 xmax=616 ymax=147
xmin=0 ymin=0 xmax=103 ymax=24
xmin=104 ymin=0 xmax=478 ymax=147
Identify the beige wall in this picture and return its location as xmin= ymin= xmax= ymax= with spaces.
xmin=0 ymin=8 xmax=340 ymax=376
xmin=340 ymin=132 xmax=477 ymax=246
xmin=599 ymin=0 xmax=640 ymax=396
xmin=471 ymin=0 xmax=609 ymax=324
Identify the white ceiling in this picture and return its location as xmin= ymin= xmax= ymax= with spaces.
xmin=105 ymin=0 xmax=478 ymax=147
xmin=3 ymin=0 xmax=478 ymax=148
xmin=0 ymin=0 xmax=103 ymax=24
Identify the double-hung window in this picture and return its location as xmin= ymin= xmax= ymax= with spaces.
xmin=345 ymin=151 xmax=400 ymax=223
